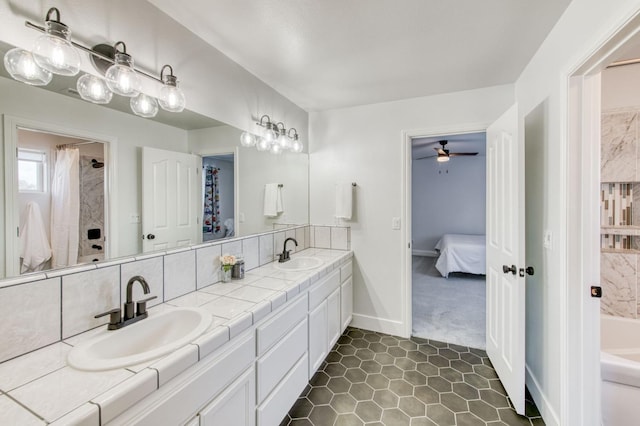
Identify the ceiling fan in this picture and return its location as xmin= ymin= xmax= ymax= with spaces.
xmin=415 ymin=140 xmax=478 ymax=162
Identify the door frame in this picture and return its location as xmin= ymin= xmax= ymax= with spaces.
xmin=2 ymin=115 xmax=118 ymax=277
xmin=401 ymin=122 xmax=491 ymax=338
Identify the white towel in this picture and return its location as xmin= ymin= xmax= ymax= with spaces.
xmin=335 ymin=183 xmax=353 ymax=220
xmin=264 ymin=184 xmax=284 ymax=217
xmin=19 ymin=202 xmax=52 ymax=273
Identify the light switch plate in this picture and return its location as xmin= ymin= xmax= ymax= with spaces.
xmin=239 ymin=213 xmax=245 ymax=223
xmin=543 ymin=230 xmax=552 ymax=249
xmin=130 ymin=213 xmax=140 ymax=224
xmin=392 ymin=217 xmax=401 ymax=230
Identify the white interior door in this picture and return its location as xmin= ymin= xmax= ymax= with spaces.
xmin=142 ymin=147 xmax=200 ymax=252
xmin=486 ymin=104 xmax=526 ymax=415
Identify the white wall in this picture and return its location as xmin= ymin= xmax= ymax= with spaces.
xmin=514 ymin=1 xmax=640 ymax=424
xmin=309 ymin=84 xmax=514 ymax=335
xmin=411 ymin=154 xmax=486 ymax=253
xmin=602 ymin=62 xmax=640 ymax=109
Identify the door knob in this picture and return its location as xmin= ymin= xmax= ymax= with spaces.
xmin=502 ymin=264 xmax=517 ymax=275
xmin=146 ymin=234 xmax=155 ymax=240
xmin=526 ymin=266 xmax=534 ymax=276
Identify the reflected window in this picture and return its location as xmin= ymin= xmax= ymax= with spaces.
xmin=18 ymin=148 xmax=47 ymax=193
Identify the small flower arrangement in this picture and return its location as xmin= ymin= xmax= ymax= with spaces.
xmin=220 ymin=254 xmax=237 ymax=272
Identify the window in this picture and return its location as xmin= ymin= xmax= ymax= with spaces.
xmin=18 ymin=148 xmax=47 ymax=193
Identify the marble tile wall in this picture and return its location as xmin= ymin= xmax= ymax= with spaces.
xmin=602 ymin=109 xmax=640 ymax=318
xmin=78 ymin=156 xmax=105 ymax=260
xmin=0 ymin=224 xmax=349 ymax=363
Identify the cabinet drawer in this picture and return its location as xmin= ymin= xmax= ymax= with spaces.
xmin=257 ymin=354 xmax=308 ymax=426
xmin=257 ymin=318 xmax=308 ymax=403
xmin=256 ymin=293 xmax=307 ymax=356
xmin=308 ymin=269 xmax=340 ymax=310
xmin=340 ymin=261 xmax=352 ymax=282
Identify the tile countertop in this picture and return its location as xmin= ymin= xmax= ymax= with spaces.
xmin=0 ymin=248 xmax=352 ymax=426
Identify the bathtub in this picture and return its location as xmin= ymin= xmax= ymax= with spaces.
xmin=601 ymin=315 xmax=640 ymax=425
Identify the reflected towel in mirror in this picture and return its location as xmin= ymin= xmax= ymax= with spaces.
xmin=19 ymin=201 xmax=52 ymax=273
xmin=264 ymin=183 xmax=284 ymax=217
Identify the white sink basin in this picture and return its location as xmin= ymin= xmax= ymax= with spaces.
xmin=274 ymin=256 xmax=324 ymax=271
xmin=67 ymin=307 xmax=212 ymax=371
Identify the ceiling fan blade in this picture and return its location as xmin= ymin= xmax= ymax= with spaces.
xmin=414 ymin=154 xmax=438 ymax=160
xmin=448 ymin=152 xmax=478 ymax=157
xmin=434 ymin=147 xmax=447 ymax=155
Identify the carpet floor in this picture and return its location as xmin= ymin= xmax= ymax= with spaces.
xmin=411 ymin=256 xmax=486 ymax=350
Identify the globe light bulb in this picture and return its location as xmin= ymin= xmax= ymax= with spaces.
xmin=130 ymin=93 xmax=159 ymax=118
xmin=256 ymin=137 xmax=271 ymax=152
xmin=105 ymin=51 xmax=141 ymax=97
xmin=291 ymin=139 xmax=304 ymax=153
xmin=270 ymin=143 xmax=283 ymax=155
xmin=32 ymin=15 xmax=80 ymax=76
xmin=158 ymin=65 xmax=186 ymax=113
xmin=240 ymin=132 xmax=256 ymax=147
xmin=263 ymin=127 xmax=277 ymax=143
xmin=3 ymin=48 xmax=52 ymax=86
xmin=77 ymin=73 xmax=112 ymax=104
xmin=277 ymin=133 xmax=291 ymax=150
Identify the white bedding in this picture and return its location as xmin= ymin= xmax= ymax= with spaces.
xmin=434 ymin=234 xmax=486 ymax=278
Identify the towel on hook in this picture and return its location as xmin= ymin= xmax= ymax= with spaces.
xmin=335 ymin=183 xmax=353 ymax=220
xmin=19 ymin=201 xmax=52 ymax=273
xmin=264 ymin=183 xmax=284 ymax=217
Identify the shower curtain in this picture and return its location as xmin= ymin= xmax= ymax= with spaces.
xmin=203 ymin=165 xmax=221 ymax=235
xmin=51 ymin=147 xmax=80 ymax=268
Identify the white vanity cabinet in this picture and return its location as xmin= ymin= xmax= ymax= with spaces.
xmin=307 ymin=263 xmax=353 ymax=379
xmin=198 ymin=366 xmax=255 ymax=426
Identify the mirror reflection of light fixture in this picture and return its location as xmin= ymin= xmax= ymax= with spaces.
xmin=31 ymin=8 xmax=81 ymax=76
xmin=105 ymin=42 xmax=141 ymax=97
xmin=239 ymin=115 xmax=304 ymax=154
xmin=3 ymin=47 xmax=52 ymax=86
xmin=76 ymin=73 xmax=112 ymax=104
xmin=130 ymin=92 xmax=159 ymax=118
xmin=158 ymin=65 xmax=186 ymax=112
xmin=3 ymin=8 xmax=187 ymax=119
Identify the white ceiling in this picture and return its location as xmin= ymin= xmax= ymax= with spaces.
xmin=148 ymin=0 xmax=571 ymax=112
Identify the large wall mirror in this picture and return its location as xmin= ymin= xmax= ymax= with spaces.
xmin=0 ymin=41 xmax=309 ymax=280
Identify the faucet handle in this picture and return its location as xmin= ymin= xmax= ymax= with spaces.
xmin=136 ymin=296 xmax=158 ymax=316
xmin=95 ymin=308 xmax=121 ymax=326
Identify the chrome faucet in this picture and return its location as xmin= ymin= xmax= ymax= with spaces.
xmin=95 ymin=275 xmax=157 ymax=330
xmin=278 ymin=237 xmax=298 ymax=263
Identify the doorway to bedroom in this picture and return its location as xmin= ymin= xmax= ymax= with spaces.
xmin=410 ymin=132 xmax=487 ymax=349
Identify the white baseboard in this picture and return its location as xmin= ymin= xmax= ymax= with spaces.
xmin=350 ymin=313 xmax=406 ymax=338
xmin=526 ymin=364 xmax=560 ymax=426
xmin=412 ymin=249 xmax=438 ymax=257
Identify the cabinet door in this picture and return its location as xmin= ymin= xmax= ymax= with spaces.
xmin=327 ymin=287 xmax=341 ymax=349
xmin=199 ymin=366 xmax=255 ymax=426
xmin=308 ymin=300 xmax=328 ymax=379
xmin=341 ymin=277 xmax=353 ymax=332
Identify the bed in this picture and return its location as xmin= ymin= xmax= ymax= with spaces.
xmin=434 ymin=234 xmax=486 ymax=278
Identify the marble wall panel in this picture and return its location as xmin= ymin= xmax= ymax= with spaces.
xmin=601 ymin=252 xmax=637 ymax=318
xmin=78 ymin=156 xmax=105 ymax=259
xmin=602 ymin=112 xmax=637 ymax=183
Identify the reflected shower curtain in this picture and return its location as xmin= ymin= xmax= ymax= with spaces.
xmin=51 ymin=147 xmax=80 ymax=268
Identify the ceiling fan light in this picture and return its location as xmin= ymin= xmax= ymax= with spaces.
xmin=437 ymin=154 xmax=449 ymax=163
xmin=3 ymin=47 xmax=52 ymax=86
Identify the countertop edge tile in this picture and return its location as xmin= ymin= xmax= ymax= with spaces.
xmin=269 ymin=291 xmax=287 ymax=311
xmin=228 ymin=312 xmax=253 ymax=339
xmin=250 ymin=301 xmax=272 ymax=324
xmin=91 ymin=369 xmax=157 ymax=424
xmin=286 ymin=284 xmax=300 ymax=300
xmin=151 ymin=345 xmax=199 ymax=387
xmin=193 ymin=326 xmax=230 ymax=360
xmin=49 ymin=402 xmax=99 ymax=426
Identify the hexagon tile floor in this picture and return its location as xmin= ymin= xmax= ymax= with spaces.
xmin=282 ymin=328 xmax=545 ymax=426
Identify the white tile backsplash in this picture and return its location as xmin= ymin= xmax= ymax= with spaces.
xmin=295 ymin=227 xmax=306 ymax=250
xmin=62 ymin=266 xmax=120 ymax=339
xmin=259 ymin=234 xmax=274 ymax=265
xmin=315 ymin=226 xmax=331 ymax=249
xmin=0 ymin=278 xmax=61 ymax=363
xmin=120 ymin=257 xmax=163 ymax=308
xmin=331 ymin=227 xmax=349 ymax=250
xmin=221 ymin=240 xmax=242 ymax=257
xmin=273 ymin=231 xmax=286 ymax=258
xmin=196 ymin=244 xmax=222 ymax=289
xmin=164 ymin=250 xmax=196 ymax=301
xmin=242 ymin=237 xmax=259 ymax=270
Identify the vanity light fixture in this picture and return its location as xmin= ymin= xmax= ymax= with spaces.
xmin=31 ymin=8 xmax=81 ymax=76
xmin=158 ymin=65 xmax=186 ymax=112
xmin=76 ymin=73 xmax=112 ymax=104
xmin=3 ymin=7 xmax=187 ymax=119
xmin=130 ymin=92 xmax=159 ymax=118
xmin=3 ymin=48 xmax=52 ymax=86
xmin=105 ymin=42 xmax=142 ymax=97
xmin=240 ymin=115 xmax=304 ymax=154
